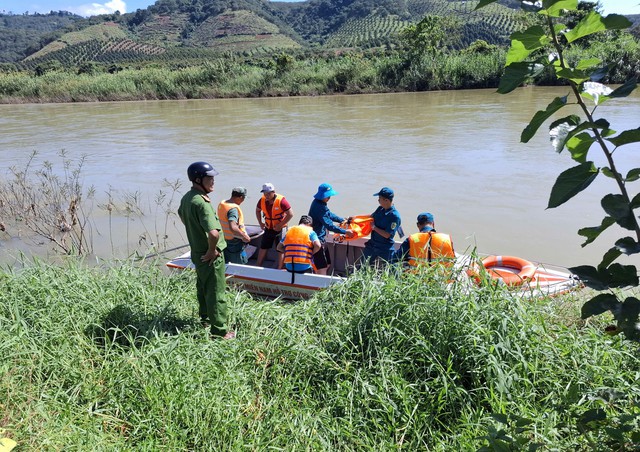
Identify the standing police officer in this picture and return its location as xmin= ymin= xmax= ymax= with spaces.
xmin=178 ymin=161 xmax=234 ymax=340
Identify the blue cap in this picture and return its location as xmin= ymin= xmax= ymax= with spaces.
xmin=314 ymin=183 xmax=338 ymax=200
xmin=373 ymin=187 xmax=394 ymax=200
xmin=417 ymin=212 xmax=434 ymax=224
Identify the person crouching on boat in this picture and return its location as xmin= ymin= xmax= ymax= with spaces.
xmin=361 ymin=187 xmax=402 ymax=266
xmin=217 ymin=187 xmax=252 ymax=264
xmin=277 ymin=215 xmax=321 ymax=274
xmin=391 ymin=212 xmax=455 ymax=267
xmin=255 ymin=182 xmax=294 ymax=269
xmin=308 ymin=182 xmax=356 ymax=275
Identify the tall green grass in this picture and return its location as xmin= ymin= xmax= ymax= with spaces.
xmin=0 ymin=50 xmax=503 ymax=102
xmin=1 ymin=259 xmax=638 ymax=449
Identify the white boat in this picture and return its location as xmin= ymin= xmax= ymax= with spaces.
xmin=166 ymin=225 xmax=581 ymax=300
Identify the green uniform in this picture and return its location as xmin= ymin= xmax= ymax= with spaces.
xmin=178 ymin=188 xmax=229 ymax=337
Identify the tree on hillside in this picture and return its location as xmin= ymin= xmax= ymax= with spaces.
xmin=400 ymin=15 xmax=462 ymax=59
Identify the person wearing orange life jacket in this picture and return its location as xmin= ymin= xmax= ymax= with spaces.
xmin=277 ymin=215 xmax=321 ymax=274
xmin=255 ymin=182 xmax=294 ymax=268
xmin=391 ymin=212 xmax=455 ymax=266
xmin=217 ymin=187 xmax=252 ymax=264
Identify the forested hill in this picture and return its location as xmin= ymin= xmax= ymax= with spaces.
xmin=0 ymin=11 xmax=83 ymax=62
xmin=0 ymin=0 xmax=635 ymax=67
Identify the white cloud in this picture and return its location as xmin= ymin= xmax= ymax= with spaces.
xmin=70 ymin=0 xmax=127 ymax=16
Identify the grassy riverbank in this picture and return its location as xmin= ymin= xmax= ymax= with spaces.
xmin=0 ymin=33 xmax=637 ymax=104
xmin=1 ymin=260 xmax=638 ymax=449
xmin=0 ymin=50 xmax=507 ymax=103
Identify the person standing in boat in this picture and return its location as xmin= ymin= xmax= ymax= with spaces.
xmin=255 ymin=182 xmax=294 ymax=268
xmin=277 ymin=215 xmax=322 ymax=274
xmin=361 ymin=187 xmax=402 ymax=266
xmin=391 ymin=212 xmax=455 ymax=267
xmin=308 ymin=182 xmax=356 ymax=275
xmin=178 ymin=161 xmax=234 ymax=340
xmin=217 ymin=187 xmax=252 ymax=264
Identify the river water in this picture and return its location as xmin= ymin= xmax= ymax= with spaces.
xmin=1 ymin=87 xmax=638 ymax=268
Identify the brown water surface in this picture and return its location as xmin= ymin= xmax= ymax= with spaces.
xmin=1 ymin=87 xmax=638 ymax=268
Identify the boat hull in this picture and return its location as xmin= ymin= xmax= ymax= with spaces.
xmin=167 ymin=229 xmax=581 ymax=300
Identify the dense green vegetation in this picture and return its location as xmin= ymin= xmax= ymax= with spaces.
xmin=0 ymin=47 xmax=513 ymax=102
xmin=0 ymin=0 xmax=540 ymax=66
xmin=0 ymin=11 xmax=83 ymax=62
xmin=1 ymin=29 xmax=638 ymax=103
xmin=2 ymin=260 xmax=638 ymax=449
xmin=0 ymin=0 xmax=637 ymax=104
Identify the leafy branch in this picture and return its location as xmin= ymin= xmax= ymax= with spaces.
xmin=477 ymin=0 xmax=640 ymax=339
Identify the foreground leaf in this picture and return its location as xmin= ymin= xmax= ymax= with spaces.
xmin=601 ymin=194 xmax=637 ymax=230
xmin=599 ymin=246 xmax=622 ymax=269
xmin=571 ymin=264 xmax=639 ymax=290
xmin=543 ymin=0 xmax=578 ymax=18
xmin=609 ymin=78 xmax=638 ymax=98
xmin=498 ymin=62 xmax=545 ymax=94
xmin=577 ymin=216 xmax=616 ymax=247
xmin=522 ymin=96 xmax=568 ymax=143
xmin=507 ymin=26 xmax=550 ymax=65
xmin=570 ymin=265 xmax=609 ymax=290
xmin=565 ymin=12 xmax=632 ymax=43
xmin=615 ymin=237 xmax=640 ymax=255
xmin=625 ymin=168 xmax=640 ymax=182
xmin=555 ymin=67 xmax=590 ymax=85
xmin=547 ymin=162 xmax=598 ymax=208
xmin=566 ymin=132 xmax=595 ymax=162
xmin=581 ymin=293 xmax=619 ymax=319
xmin=606 ymin=128 xmax=640 ymax=148
xmin=608 ymin=263 xmax=640 ymax=288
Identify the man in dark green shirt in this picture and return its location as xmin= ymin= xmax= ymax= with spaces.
xmin=178 ymin=161 xmax=234 ymax=339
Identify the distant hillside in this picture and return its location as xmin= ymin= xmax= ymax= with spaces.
xmin=0 ymin=11 xmax=83 ymax=62
xmin=0 ymin=0 xmax=636 ymax=68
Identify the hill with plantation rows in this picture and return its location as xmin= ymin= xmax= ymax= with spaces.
xmin=1 ymin=0 xmax=635 ymax=68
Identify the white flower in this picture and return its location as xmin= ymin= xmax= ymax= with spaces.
xmin=550 ymin=122 xmax=576 ymax=153
xmin=583 ymin=81 xmax=613 ymax=106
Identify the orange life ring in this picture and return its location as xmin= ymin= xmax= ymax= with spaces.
xmin=480 ymin=255 xmax=537 ymax=286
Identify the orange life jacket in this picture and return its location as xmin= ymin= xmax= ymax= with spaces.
xmin=282 ymin=225 xmax=314 ymax=267
xmin=408 ymin=231 xmax=455 ymax=267
xmin=259 ymin=194 xmax=285 ymax=229
xmin=338 ymin=215 xmax=374 ymax=241
xmin=217 ymin=200 xmax=246 ymax=241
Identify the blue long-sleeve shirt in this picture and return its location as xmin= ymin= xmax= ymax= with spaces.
xmin=308 ymin=198 xmax=347 ymax=243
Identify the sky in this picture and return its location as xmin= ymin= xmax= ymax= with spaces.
xmin=0 ymin=0 xmax=638 ymax=18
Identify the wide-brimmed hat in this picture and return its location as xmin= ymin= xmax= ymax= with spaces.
xmin=314 ymin=183 xmax=338 ymax=200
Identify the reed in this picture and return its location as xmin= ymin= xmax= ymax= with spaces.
xmin=1 ymin=260 xmax=638 ymax=449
